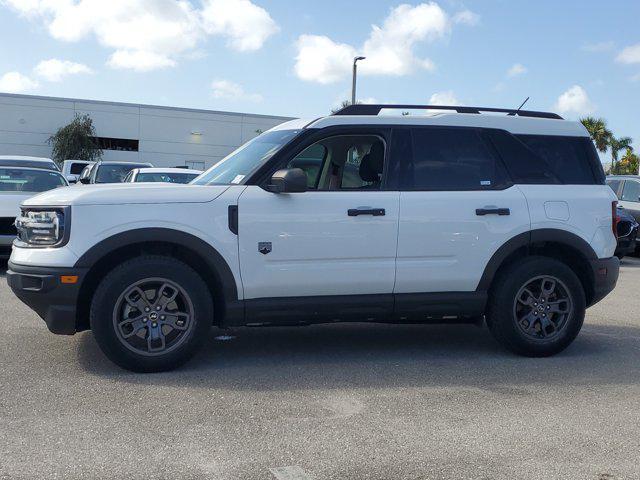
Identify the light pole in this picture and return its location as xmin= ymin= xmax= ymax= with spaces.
xmin=351 ymin=56 xmax=366 ymax=105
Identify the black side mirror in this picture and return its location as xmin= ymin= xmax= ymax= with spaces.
xmin=267 ymin=168 xmax=307 ymax=193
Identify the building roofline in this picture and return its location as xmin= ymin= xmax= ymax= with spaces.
xmin=0 ymin=92 xmax=295 ymax=121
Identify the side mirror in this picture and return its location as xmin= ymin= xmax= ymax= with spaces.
xmin=267 ymin=168 xmax=307 ymax=193
xmin=66 ymin=174 xmax=78 ymax=184
xmin=79 ymin=176 xmax=90 ymax=185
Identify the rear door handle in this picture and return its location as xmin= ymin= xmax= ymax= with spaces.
xmin=476 ymin=207 xmax=510 ymax=216
xmin=348 ymin=207 xmax=386 ymax=217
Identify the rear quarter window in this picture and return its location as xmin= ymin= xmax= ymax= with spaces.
xmin=516 ymin=134 xmax=604 ymax=185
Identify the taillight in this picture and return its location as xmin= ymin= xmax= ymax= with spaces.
xmin=612 ymin=201 xmax=620 ymax=239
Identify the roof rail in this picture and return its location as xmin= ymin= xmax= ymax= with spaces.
xmin=332 ymin=104 xmax=563 ymax=120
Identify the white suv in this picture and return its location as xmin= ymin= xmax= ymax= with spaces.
xmin=6 ymin=104 xmax=620 ymax=372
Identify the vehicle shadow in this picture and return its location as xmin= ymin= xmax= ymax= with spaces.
xmin=76 ymin=320 xmax=640 ymax=392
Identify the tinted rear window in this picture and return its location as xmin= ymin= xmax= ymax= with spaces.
xmin=516 ymin=135 xmax=604 ymax=185
xmin=399 ymin=127 xmax=509 ymax=190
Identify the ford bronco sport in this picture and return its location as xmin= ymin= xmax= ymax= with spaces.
xmin=7 ymin=104 xmax=620 ymax=372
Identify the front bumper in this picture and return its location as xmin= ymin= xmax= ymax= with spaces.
xmin=6 ymin=261 xmax=87 ymax=335
xmin=589 ymin=256 xmax=620 ymax=307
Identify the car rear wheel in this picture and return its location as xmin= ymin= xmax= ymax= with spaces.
xmin=90 ymin=256 xmax=213 ymax=372
xmin=486 ymin=256 xmax=586 ymax=357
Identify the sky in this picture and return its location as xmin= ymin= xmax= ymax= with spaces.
xmin=0 ymin=0 xmax=638 ymax=155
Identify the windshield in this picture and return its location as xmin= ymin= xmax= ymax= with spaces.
xmin=136 ymin=172 xmax=199 ymax=184
xmin=0 ymin=168 xmax=66 ymax=192
xmin=192 ymin=129 xmax=301 ymax=185
xmin=96 ymin=164 xmax=149 ymax=183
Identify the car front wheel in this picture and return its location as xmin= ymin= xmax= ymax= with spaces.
xmin=90 ymin=255 xmax=213 ymax=372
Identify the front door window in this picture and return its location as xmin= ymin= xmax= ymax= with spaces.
xmin=285 ymin=135 xmax=385 ymax=190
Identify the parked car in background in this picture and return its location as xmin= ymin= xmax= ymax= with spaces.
xmin=78 ymin=161 xmax=153 ymax=184
xmin=123 ymin=167 xmax=203 ymax=184
xmin=0 ymin=155 xmax=59 ymax=172
xmin=0 ymin=167 xmax=67 ymax=258
xmin=607 ymin=175 xmax=640 ymax=223
xmin=614 ymin=206 xmax=638 ymax=258
xmin=62 ymin=160 xmax=94 ymax=184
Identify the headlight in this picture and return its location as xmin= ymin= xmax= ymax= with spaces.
xmin=15 ymin=207 xmax=69 ymax=247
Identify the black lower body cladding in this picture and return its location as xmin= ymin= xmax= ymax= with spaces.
xmin=6 ymin=261 xmax=88 ymax=335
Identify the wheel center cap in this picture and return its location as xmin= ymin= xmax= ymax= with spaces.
xmin=149 ymin=312 xmax=158 ymax=321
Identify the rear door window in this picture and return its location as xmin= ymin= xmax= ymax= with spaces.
xmin=401 ymin=127 xmax=509 ymax=190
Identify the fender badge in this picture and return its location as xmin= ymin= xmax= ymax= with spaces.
xmin=258 ymin=242 xmax=272 ymax=255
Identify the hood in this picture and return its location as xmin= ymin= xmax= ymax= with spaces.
xmin=23 ymin=183 xmax=231 ymax=207
xmin=0 ymin=192 xmax=33 ymax=217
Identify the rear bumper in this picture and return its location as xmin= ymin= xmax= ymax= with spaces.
xmin=6 ymin=261 xmax=87 ymax=335
xmin=589 ymin=256 xmax=620 ymax=307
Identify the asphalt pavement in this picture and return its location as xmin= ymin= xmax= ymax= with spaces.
xmin=1 ymin=258 xmax=639 ymax=479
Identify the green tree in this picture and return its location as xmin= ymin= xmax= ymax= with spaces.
xmin=580 ymin=116 xmax=611 ymax=153
xmin=612 ymin=148 xmax=639 ymax=175
xmin=48 ymin=113 xmax=102 ymax=166
xmin=609 ymin=136 xmax=634 ymax=173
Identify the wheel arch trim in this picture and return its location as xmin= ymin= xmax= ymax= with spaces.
xmin=74 ymin=228 xmax=242 ymax=324
xmin=477 ymin=228 xmax=598 ymax=292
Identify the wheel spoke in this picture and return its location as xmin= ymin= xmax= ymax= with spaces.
xmin=517 ymin=288 xmax=537 ymax=306
xmin=155 ymin=283 xmax=179 ymax=309
xmin=147 ymin=325 xmax=166 ymax=352
xmin=125 ymin=287 xmax=151 ymax=312
xmin=162 ymin=312 xmax=189 ymax=331
xmin=118 ymin=316 xmax=146 ymax=339
xmin=538 ymin=316 xmax=556 ymax=338
xmin=547 ymin=300 xmax=570 ymax=314
xmin=541 ymin=278 xmax=557 ymax=299
xmin=519 ymin=311 xmax=539 ymax=334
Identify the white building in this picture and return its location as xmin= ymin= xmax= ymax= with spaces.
xmin=0 ymin=93 xmax=293 ymax=170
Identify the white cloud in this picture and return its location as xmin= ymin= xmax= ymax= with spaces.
xmin=211 ymin=79 xmax=262 ymax=102
xmin=616 ymin=44 xmax=640 ymax=64
xmin=554 ymin=85 xmax=594 ymax=116
xmin=295 ymin=35 xmax=356 ymax=84
xmin=2 ymin=0 xmax=278 ymax=71
xmin=453 ymin=9 xmax=480 ymax=26
xmin=34 ymin=58 xmax=93 ymax=81
xmin=429 ymin=90 xmax=459 ymax=105
xmin=295 ymin=2 xmax=449 ymax=84
xmin=507 ymin=63 xmax=527 ymax=77
xmin=581 ymin=41 xmax=614 ymax=53
xmin=201 ymin=0 xmax=279 ymax=52
xmin=107 ymin=50 xmax=176 ymax=72
xmin=0 ymin=71 xmax=39 ymax=93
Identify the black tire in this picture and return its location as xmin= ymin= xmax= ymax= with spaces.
xmin=486 ymin=256 xmax=586 ymax=357
xmin=90 ymin=255 xmax=213 ymax=372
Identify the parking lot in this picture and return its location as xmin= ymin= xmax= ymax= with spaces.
xmin=0 ymin=259 xmax=639 ymax=480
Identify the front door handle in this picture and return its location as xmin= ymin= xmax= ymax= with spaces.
xmin=476 ymin=207 xmax=510 ymax=216
xmin=348 ymin=207 xmax=386 ymax=217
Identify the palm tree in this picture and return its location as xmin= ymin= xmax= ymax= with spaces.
xmin=580 ymin=116 xmax=611 ymax=153
xmin=609 ymin=136 xmax=634 ymax=174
